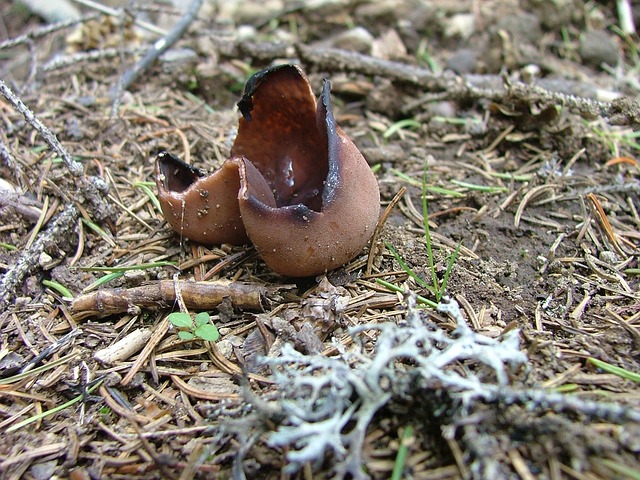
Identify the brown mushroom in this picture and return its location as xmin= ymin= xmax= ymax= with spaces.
xmin=155 ymin=64 xmax=380 ymax=277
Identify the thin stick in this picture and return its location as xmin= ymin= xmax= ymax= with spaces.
xmin=0 ymin=79 xmax=83 ymax=177
xmin=112 ymin=0 xmax=203 ymax=98
xmin=71 ymin=0 xmax=168 ymax=36
xmin=0 ymin=138 xmax=26 ymax=188
xmin=0 ymin=204 xmax=78 ymax=308
xmin=296 ymin=45 xmax=618 ymax=120
xmin=0 ymin=13 xmax=100 ymax=50
xmin=71 ymin=280 xmax=271 ymax=319
xmin=121 ymin=317 xmax=170 ymax=386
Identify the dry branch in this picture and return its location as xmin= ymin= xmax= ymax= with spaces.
xmin=297 ymin=45 xmax=640 ymax=124
xmin=0 ymin=13 xmax=100 ymax=51
xmin=71 ymin=280 xmax=286 ymax=319
xmin=111 ymin=0 xmax=203 ymax=101
xmin=0 ymin=79 xmax=114 ymax=224
xmin=0 ymin=204 xmax=78 ymax=308
xmin=0 ymin=78 xmax=115 ymax=309
xmin=211 ymin=38 xmax=640 ymax=125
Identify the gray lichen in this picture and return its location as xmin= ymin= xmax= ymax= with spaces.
xmin=214 ymin=293 xmax=639 ymax=479
xmin=262 ymin=295 xmax=527 ymax=478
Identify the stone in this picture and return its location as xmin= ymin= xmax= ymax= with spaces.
xmin=579 ymin=30 xmax=619 ymax=68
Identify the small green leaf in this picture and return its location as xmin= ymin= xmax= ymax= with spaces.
xmin=195 ymin=324 xmax=219 ymax=342
xmin=195 ymin=312 xmax=210 ymax=326
xmin=168 ymin=312 xmax=193 ymax=328
xmin=178 ymin=331 xmax=195 ymax=340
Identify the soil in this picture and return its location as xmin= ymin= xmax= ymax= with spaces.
xmin=0 ymin=1 xmax=639 ymax=479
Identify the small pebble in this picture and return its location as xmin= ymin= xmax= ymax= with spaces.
xmin=372 ymin=29 xmax=407 ymax=60
xmin=579 ymin=30 xmax=619 ymax=68
xmin=38 ymin=251 xmax=53 ymax=268
xmin=327 ymin=27 xmax=374 ymax=53
xmin=360 ymin=144 xmax=405 ymax=165
xmin=444 ymin=13 xmax=476 ymax=39
xmin=446 ymin=49 xmax=478 ymax=74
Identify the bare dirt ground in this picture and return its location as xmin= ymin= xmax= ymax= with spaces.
xmin=0 ymin=1 xmax=639 ymax=479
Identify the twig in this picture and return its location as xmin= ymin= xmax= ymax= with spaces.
xmin=0 ymin=138 xmax=26 ymax=189
xmin=120 ymin=316 xmax=170 ymax=386
xmin=0 ymin=78 xmax=114 ymax=222
xmin=71 ymin=0 xmax=168 ymax=36
xmin=42 ymin=46 xmax=146 ymax=73
xmin=297 ymin=44 xmax=448 ymax=89
xmin=0 ymin=79 xmax=116 ymax=308
xmin=0 ymin=13 xmax=100 ymax=50
xmin=297 ymin=45 xmax=632 ymax=122
xmin=0 ymin=204 xmax=78 ymax=309
xmin=0 ymin=79 xmax=83 ymax=177
xmin=111 ymin=0 xmax=202 ymax=101
xmin=206 ymin=32 xmax=640 ymax=123
xmin=71 ymin=280 xmax=278 ymax=319
xmin=211 ymin=38 xmax=638 ymax=125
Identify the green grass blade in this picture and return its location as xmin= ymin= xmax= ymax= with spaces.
xmin=6 ymin=378 xmax=103 ymax=433
xmin=384 ymin=241 xmax=430 ymax=290
xmin=600 ymin=459 xmax=640 ymax=480
xmin=383 ymin=119 xmax=421 ymax=139
xmin=587 ymin=357 xmax=640 ymax=383
xmin=42 ymin=279 xmax=74 ymax=299
xmin=422 ymin=168 xmax=439 ymax=297
xmin=389 ymin=169 xmax=463 ymax=196
xmin=82 ymin=272 xmax=124 ymax=293
xmin=80 ymin=261 xmax=176 ymax=273
xmin=81 ymin=218 xmax=115 ymax=247
xmin=450 ymin=179 xmax=508 ymax=193
xmin=391 ymin=425 xmax=414 ymax=480
xmin=439 ymin=241 xmax=462 ymax=299
xmin=134 ymin=182 xmax=163 ymax=214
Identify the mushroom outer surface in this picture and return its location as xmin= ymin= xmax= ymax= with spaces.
xmin=155 ymin=64 xmax=381 ymax=277
xmin=155 ymin=152 xmax=249 ymax=245
xmin=232 ymin=65 xmax=380 ymax=277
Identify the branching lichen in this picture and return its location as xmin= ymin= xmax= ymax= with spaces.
xmin=260 ymin=295 xmax=528 ymax=478
xmin=216 ymin=294 xmax=639 ymax=478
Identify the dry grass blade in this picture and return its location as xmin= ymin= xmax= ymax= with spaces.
xmin=170 ymin=375 xmax=240 ymax=401
xmin=514 ymin=184 xmax=559 ymax=228
xmin=586 ymin=192 xmax=625 ymax=256
xmin=367 ymin=186 xmax=406 ymax=275
xmin=121 ymin=317 xmax=169 ymax=386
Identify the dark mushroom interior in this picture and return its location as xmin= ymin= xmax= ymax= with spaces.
xmin=156 ymin=152 xmax=203 ymax=193
xmin=233 ymin=65 xmax=329 ymax=212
